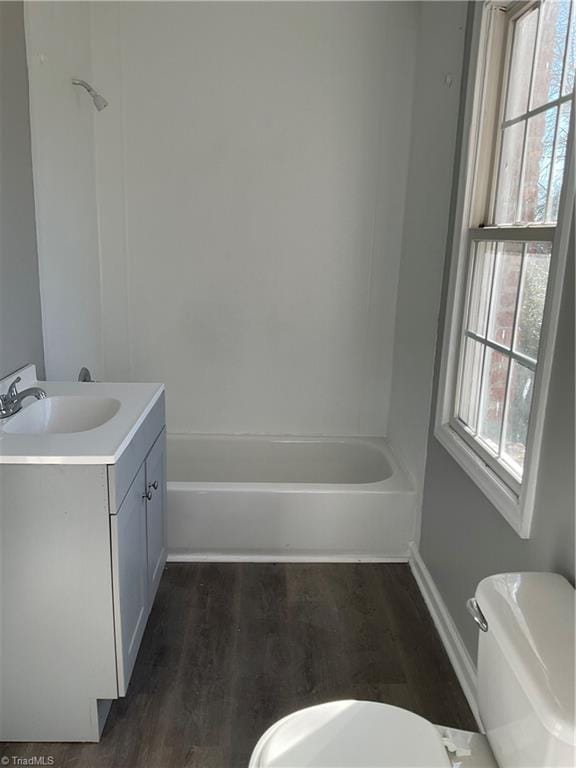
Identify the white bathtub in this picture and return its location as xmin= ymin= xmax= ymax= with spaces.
xmin=167 ymin=435 xmax=416 ymax=561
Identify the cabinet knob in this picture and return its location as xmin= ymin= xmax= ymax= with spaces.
xmin=149 ymin=480 xmax=159 ymax=491
xmin=143 ymin=490 xmax=153 ymax=501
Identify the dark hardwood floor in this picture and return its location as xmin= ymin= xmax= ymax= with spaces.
xmin=1 ymin=563 xmax=476 ymax=767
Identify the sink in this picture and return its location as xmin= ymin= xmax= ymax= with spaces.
xmin=3 ymin=396 xmax=121 ymax=435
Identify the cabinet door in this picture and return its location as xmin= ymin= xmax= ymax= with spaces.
xmin=110 ymin=464 xmax=148 ymax=695
xmin=145 ymin=429 xmax=167 ymax=609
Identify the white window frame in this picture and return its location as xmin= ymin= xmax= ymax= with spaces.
xmin=435 ymin=0 xmax=575 ymax=539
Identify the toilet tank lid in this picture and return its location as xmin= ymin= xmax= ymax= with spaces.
xmin=476 ymin=572 xmax=575 ymax=746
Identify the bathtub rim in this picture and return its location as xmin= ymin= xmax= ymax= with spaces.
xmin=167 ymin=434 xmax=414 ymax=494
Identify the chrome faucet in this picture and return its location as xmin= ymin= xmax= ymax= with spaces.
xmin=0 ymin=376 xmax=47 ymax=419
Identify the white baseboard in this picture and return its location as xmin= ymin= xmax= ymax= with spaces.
xmin=409 ymin=542 xmax=483 ymax=730
xmin=168 ymin=553 xmax=410 ymax=564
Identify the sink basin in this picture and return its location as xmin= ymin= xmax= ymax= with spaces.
xmin=3 ymin=396 xmax=121 ymax=435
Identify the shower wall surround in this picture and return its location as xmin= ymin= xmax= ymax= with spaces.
xmin=25 ymin=1 xmax=418 ymax=436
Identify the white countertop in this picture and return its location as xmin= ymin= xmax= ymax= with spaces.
xmin=0 ymin=366 xmax=164 ymax=465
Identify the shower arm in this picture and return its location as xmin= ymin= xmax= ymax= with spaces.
xmin=72 ymin=78 xmax=108 ymax=111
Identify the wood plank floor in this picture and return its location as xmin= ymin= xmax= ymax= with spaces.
xmin=1 ymin=563 xmax=476 ymax=767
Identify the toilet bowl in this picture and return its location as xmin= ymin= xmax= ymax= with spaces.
xmin=249 ymin=700 xmax=497 ymax=767
xmin=249 ymin=573 xmax=575 ymax=768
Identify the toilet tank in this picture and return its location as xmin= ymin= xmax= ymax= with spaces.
xmin=475 ymin=573 xmax=575 ymax=768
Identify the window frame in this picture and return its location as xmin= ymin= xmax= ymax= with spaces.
xmin=435 ymin=0 xmax=575 ymax=539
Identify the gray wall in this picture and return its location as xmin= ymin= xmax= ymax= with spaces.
xmin=419 ymin=4 xmax=575 ymax=662
xmin=387 ymin=1 xmax=468 ymax=516
xmin=0 ymin=2 xmax=44 ymax=380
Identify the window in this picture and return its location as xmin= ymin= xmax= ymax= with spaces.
xmin=436 ymin=0 xmax=574 ymax=537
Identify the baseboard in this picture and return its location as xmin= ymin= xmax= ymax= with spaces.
xmin=167 ymin=553 xmax=410 ymax=564
xmin=409 ymin=542 xmax=483 ymax=730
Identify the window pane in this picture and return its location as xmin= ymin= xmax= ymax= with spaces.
xmin=548 ymin=101 xmax=571 ymax=220
xmin=458 ymin=338 xmax=484 ymax=431
xmin=506 ymin=7 xmax=539 ymax=120
xmin=494 ymin=121 xmax=525 ymax=224
xmin=514 ymin=242 xmax=551 ymax=360
xmin=519 ymin=107 xmax=557 ymax=224
xmin=466 ymin=242 xmax=494 ymax=337
xmin=502 ymin=362 xmax=534 ymax=477
xmin=531 ymin=0 xmax=571 ymax=109
xmin=487 ymin=242 xmax=523 ymax=348
xmin=563 ymin=3 xmax=575 ymax=95
xmin=478 ymin=348 xmax=510 ymax=452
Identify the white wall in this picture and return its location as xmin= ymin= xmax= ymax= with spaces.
xmin=25 ymin=1 xmax=102 ymax=382
xmin=0 ymin=2 xmax=44 ymax=380
xmin=387 ymin=2 xmax=468 ymax=519
xmin=26 ymin=1 xmax=418 ymax=436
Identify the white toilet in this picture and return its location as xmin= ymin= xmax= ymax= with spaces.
xmin=249 ymin=572 xmax=575 ymax=768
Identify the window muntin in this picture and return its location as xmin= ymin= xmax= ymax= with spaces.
xmin=451 ymin=0 xmax=574 ymax=489
xmin=493 ymin=0 xmax=574 ymax=226
xmin=455 ymin=239 xmax=551 ymax=481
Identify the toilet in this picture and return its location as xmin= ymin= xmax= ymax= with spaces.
xmin=249 ymin=572 xmax=575 ymax=768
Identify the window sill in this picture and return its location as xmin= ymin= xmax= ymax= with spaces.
xmin=434 ymin=422 xmax=530 ymax=538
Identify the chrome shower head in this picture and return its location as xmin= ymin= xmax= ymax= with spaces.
xmin=91 ymin=92 xmax=109 ymax=111
xmin=72 ymin=78 xmax=108 ymax=111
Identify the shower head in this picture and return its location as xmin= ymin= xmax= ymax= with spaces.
xmin=72 ymin=78 xmax=108 ymax=111
xmin=91 ymin=92 xmax=109 ymax=111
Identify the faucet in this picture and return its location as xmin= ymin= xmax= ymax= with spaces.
xmin=0 ymin=376 xmax=47 ymax=419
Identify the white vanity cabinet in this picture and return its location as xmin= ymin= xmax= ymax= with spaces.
xmin=111 ymin=430 xmax=167 ymax=694
xmin=111 ymin=464 xmax=149 ymax=695
xmin=0 ymin=390 xmax=166 ymax=742
xmin=144 ymin=432 xmax=167 ymax=601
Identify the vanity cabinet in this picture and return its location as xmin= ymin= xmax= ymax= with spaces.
xmin=111 ymin=430 xmax=167 ymax=694
xmin=144 ymin=431 xmax=167 ymax=601
xmin=111 ymin=464 xmax=149 ymax=695
xmin=0 ymin=391 xmax=166 ymax=742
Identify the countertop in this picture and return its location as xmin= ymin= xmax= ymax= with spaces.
xmin=0 ymin=365 xmax=164 ymax=465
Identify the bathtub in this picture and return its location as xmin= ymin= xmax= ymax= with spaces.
xmin=167 ymin=435 xmax=416 ymax=561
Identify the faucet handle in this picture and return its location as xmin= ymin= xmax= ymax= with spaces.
xmin=7 ymin=376 xmax=21 ymax=401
